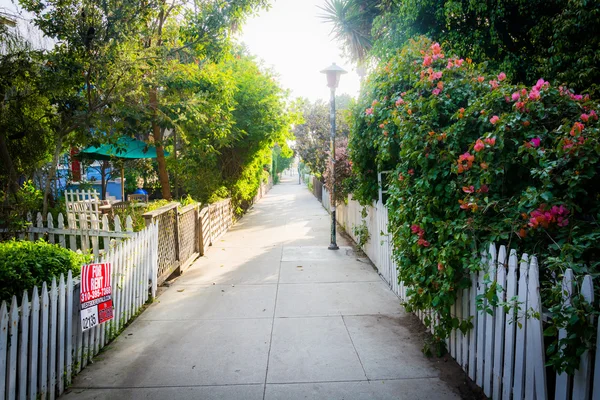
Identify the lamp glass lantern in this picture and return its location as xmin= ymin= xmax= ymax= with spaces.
xmin=320 ymin=63 xmax=347 ymax=89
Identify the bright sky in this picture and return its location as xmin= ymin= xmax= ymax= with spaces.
xmin=237 ymin=0 xmax=361 ymax=102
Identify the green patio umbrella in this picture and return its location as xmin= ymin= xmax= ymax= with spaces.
xmin=78 ymin=136 xmax=169 ymax=200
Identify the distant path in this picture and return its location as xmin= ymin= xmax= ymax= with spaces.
xmin=62 ymin=175 xmax=465 ymax=400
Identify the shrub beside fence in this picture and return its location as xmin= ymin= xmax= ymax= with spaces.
xmin=0 ymin=223 xmax=158 ymax=400
xmin=313 ymin=181 xmax=598 ymax=400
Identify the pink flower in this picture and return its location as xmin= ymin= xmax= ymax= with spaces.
xmin=590 ymin=110 xmax=598 ymax=120
xmin=581 ymin=113 xmax=590 ymax=122
xmin=446 ymin=61 xmax=453 ymax=69
xmin=529 ymin=89 xmax=541 ymax=101
xmin=484 ymin=137 xmax=496 ymax=146
xmin=498 ymin=72 xmax=507 ymax=81
xmin=432 ymin=88 xmax=441 ymax=96
xmin=411 ymin=224 xmax=421 ymax=234
xmin=530 ymin=137 xmax=541 ymax=147
xmin=477 ymin=76 xmax=485 ymax=83
xmin=533 ymin=78 xmax=549 ymax=91
xmin=395 ymin=97 xmax=405 ymax=106
xmin=429 ymin=71 xmax=443 ymax=81
xmin=512 ymin=92 xmax=520 ymax=101
xmin=423 ymin=55 xmax=432 ymax=67
xmin=489 ymin=80 xmax=499 ymax=89
xmin=516 ymin=102 xmax=525 ymax=111
xmin=462 ymin=186 xmax=475 ymax=193
xmin=365 ymin=108 xmax=373 ymax=116
xmin=474 ymin=139 xmax=485 ymax=152
xmin=455 ymin=59 xmax=464 ymax=67
xmin=431 ymin=43 xmax=442 ymax=55
xmin=490 ymin=115 xmax=500 ymax=125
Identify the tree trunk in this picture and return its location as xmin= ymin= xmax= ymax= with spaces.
xmin=0 ymin=130 xmax=20 ymax=199
xmin=43 ymin=133 xmax=64 ymax=218
xmin=149 ymin=88 xmax=172 ymax=200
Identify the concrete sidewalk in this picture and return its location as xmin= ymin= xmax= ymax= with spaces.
xmin=63 ymin=175 xmax=466 ymax=400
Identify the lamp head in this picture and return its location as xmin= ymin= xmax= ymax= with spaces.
xmin=320 ymin=63 xmax=347 ymax=89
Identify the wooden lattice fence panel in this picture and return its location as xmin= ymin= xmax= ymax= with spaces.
xmin=143 ymin=203 xmax=179 ymax=285
xmin=178 ymin=204 xmax=199 ymax=273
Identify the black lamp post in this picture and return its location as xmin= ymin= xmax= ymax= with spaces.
xmin=321 ymin=63 xmax=347 ymax=250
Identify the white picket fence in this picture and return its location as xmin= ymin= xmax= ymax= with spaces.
xmin=0 ymin=223 xmax=158 ymax=400
xmin=8 ymin=212 xmax=134 ymax=259
xmin=318 ymin=184 xmax=598 ymax=400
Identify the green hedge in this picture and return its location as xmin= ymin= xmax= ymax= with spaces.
xmin=0 ymin=240 xmax=91 ymax=302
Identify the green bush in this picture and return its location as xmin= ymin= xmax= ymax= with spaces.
xmin=0 ymin=240 xmax=91 ymax=302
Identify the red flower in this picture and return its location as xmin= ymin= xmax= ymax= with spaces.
xmin=462 ymin=186 xmax=475 ymax=193
xmin=489 ymin=115 xmax=500 ymax=125
xmin=570 ymin=122 xmax=584 ymax=136
xmin=484 ymin=137 xmax=496 ymax=146
xmin=474 ymin=139 xmax=485 ymax=152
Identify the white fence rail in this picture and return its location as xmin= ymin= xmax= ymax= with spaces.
xmin=0 ymin=223 xmax=158 ymax=400
xmin=316 ymin=185 xmax=598 ymax=400
xmin=4 ymin=212 xmax=133 ymax=259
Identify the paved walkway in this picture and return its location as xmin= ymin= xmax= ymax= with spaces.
xmin=63 ymin=175 xmax=463 ymax=400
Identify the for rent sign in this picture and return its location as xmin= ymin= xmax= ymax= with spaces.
xmin=80 ymin=262 xmax=113 ymax=331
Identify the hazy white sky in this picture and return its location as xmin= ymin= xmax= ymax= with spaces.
xmin=1 ymin=0 xmax=361 ymax=101
xmin=237 ymin=0 xmax=361 ymax=102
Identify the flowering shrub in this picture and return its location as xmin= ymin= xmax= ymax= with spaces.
xmin=323 ymin=138 xmax=353 ymax=204
xmin=348 ymin=37 xmax=600 ymax=372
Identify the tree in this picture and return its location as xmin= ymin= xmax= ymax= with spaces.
xmin=0 ymin=25 xmax=54 ymax=199
xmin=318 ymin=0 xmax=379 ymax=71
xmin=19 ymin=0 xmax=154 ymax=214
xmin=293 ymin=95 xmax=351 ymax=179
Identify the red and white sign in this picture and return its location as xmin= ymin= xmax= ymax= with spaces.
xmin=80 ymin=262 xmax=113 ymax=331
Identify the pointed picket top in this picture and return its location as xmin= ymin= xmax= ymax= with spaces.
xmin=508 ymin=249 xmax=518 ymax=270
xmin=21 ymin=290 xmax=29 ymax=316
xmin=47 ymin=213 xmax=54 ymax=225
xmin=51 ymin=276 xmax=58 ymax=293
xmin=497 ymin=245 xmax=507 ymax=268
xmin=0 ymin=299 xmax=7 ymax=330
xmin=57 ymin=213 xmax=65 ymax=228
xmin=114 ymin=215 xmax=122 ymax=232
xmin=102 ymin=214 xmax=109 ymax=230
xmin=9 ymin=295 xmax=18 ymax=324
xmin=488 ymin=242 xmax=497 ymax=264
xmin=41 ymin=281 xmax=48 ymax=300
xmin=126 ymin=216 xmax=134 ymax=232
xmin=59 ymin=273 xmax=65 ymax=291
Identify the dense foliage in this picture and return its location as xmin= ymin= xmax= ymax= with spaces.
xmin=1 ymin=0 xmax=295 ymax=219
xmin=0 ymin=240 xmax=91 ymax=302
xmin=324 ymin=0 xmax=600 ymax=93
xmin=349 ymin=38 xmax=599 ymax=372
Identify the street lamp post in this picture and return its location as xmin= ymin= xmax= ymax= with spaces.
xmin=321 ymin=63 xmax=347 ymax=251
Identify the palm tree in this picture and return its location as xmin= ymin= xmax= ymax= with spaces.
xmin=318 ymin=0 xmax=380 ymax=76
